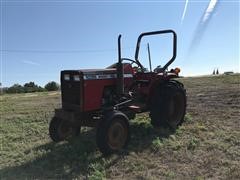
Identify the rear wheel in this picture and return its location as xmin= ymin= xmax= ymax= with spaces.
xmin=149 ymin=80 xmax=186 ymax=129
xmin=49 ymin=117 xmax=80 ymax=142
xmin=96 ymin=111 xmax=130 ymax=155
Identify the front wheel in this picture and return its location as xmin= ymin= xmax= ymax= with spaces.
xmin=96 ymin=111 xmax=130 ymax=155
xmin=150 ymin=80 xmax=186 ymax=129
xmin=49 ymin=117 xmax=80 ymax=142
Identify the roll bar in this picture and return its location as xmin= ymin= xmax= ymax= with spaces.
xmin=134 ymin=29 xmax=177 ymax=71
xmin=116 ymin=30 xmax=177 ymax=95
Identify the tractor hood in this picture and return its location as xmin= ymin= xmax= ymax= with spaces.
xmin=81 ymin=68 xmax=117 ymax=80
xmin=80 ymin=68 xmax=116 ymax=75
xmin=61 ymin=68 xmax=117 ymax=81
xmin=62 ymin=68 xmax=116 ymax=75
xmin=61 ymin=63 xmax=134 ymax=81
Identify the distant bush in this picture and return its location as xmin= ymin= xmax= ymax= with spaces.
xmin=44 ymin=81 xmax=59 ymax=91
xmin=6 ymin=84 xmax=25 ymax=94
xmin=2 ymin=81 xmax=60 ymax=94
xmin=5 ymin=82 xmax=45 ymax=94
xmin=0 ymin=88 xmax=6 ymax=95
xmin=0 ymin=82 xmax=5 ymax=95
xmin=24 ymin=82 xmax=44 ymax=93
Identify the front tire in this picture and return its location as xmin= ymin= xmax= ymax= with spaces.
xmin=49 ymin=117 xmax=80 ymax=142
xmin=96 ymin=111 xmax=130 ymax=155
xmin=150 ymin=80 xmax=186 ymax=129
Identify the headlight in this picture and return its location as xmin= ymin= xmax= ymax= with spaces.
xmin=73 ymin=75 xmax=80 ymax=81
xmin=64 ymin=74 xmax=70 ymax=80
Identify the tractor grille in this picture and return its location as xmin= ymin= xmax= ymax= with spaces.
xmin=61 ymin=71 xmax=83 ymax=111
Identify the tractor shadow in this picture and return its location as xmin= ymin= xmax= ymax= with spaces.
xmin=0 ymin=128 xmax=99 ymax=179
xmin=0 ymin=119 xmax=175 ymax=179
xmin=128 ymin=120 xmax=175 ymax=153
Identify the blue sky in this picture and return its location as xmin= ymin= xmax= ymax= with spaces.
xmin=0 ymin=0 xmax=239 ymax=87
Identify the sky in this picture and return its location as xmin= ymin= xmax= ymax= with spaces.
xmin=0 ymin=0 xmax=239 ymax=87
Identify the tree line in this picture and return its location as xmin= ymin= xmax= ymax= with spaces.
xmin=0 ymin=81 xmax=60 ymax=94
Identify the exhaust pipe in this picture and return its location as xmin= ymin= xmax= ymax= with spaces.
xmin=117 ymin=34 xmax=124 ymax=95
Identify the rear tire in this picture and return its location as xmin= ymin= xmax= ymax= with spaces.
xmin=149 ymin=80 xmax=186 ymax=129
xmin=49 ymin=117 xmax=81 ymax=142
xmin=96 ymin=111 xmax=130 ymax=155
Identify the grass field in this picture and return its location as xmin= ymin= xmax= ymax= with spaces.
xmin=0 ymin=74 xmax=240 ymax=179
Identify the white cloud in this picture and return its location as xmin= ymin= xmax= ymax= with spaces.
xmin=22 ymin=60 xmax=40 ymax=66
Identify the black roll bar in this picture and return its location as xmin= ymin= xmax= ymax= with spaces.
xmin=134 ymin=29 xmax=177 ymax=71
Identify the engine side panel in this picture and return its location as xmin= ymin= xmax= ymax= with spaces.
xmin=83 ymin=79 xmax=116 ymax=111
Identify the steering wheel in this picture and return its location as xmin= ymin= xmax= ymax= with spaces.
xmin=121 ymin=58 xmax=144 ymax=72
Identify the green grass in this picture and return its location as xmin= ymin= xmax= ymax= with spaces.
xmin=1 ymin=74 xmax=240 ymax=179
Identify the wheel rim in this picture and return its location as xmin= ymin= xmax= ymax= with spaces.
xmin=107 ymin=119 xmax=128 ymax=150
xmin=58 ymin=120 xmax=73 ymax=139
xmin=168 ymin=92 xmax=185 ymax=126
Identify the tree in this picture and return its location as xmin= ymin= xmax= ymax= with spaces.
xmin=4 ymin=82 xmax=44 ymax=94
xmin=6 ymin=84 xmax=25 ymax=93
xmin=37 ymin=86 xmax=46 ymax=92
xmin=213 ymin=69 xmax=215 ymax=75
xmin=0 ymin=82 xmax=3 ymax=95
xmin=44 ymin=81 xmax=59 ymax=91
xmin=24 ymin=81 xmax=39 ymax=93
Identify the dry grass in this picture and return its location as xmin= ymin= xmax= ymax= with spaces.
xmin=0 ymin=74 xmax=239 ymax=179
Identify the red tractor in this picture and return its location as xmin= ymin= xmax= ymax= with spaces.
xmin=49 ymin=30 xmax=186 ymax=154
